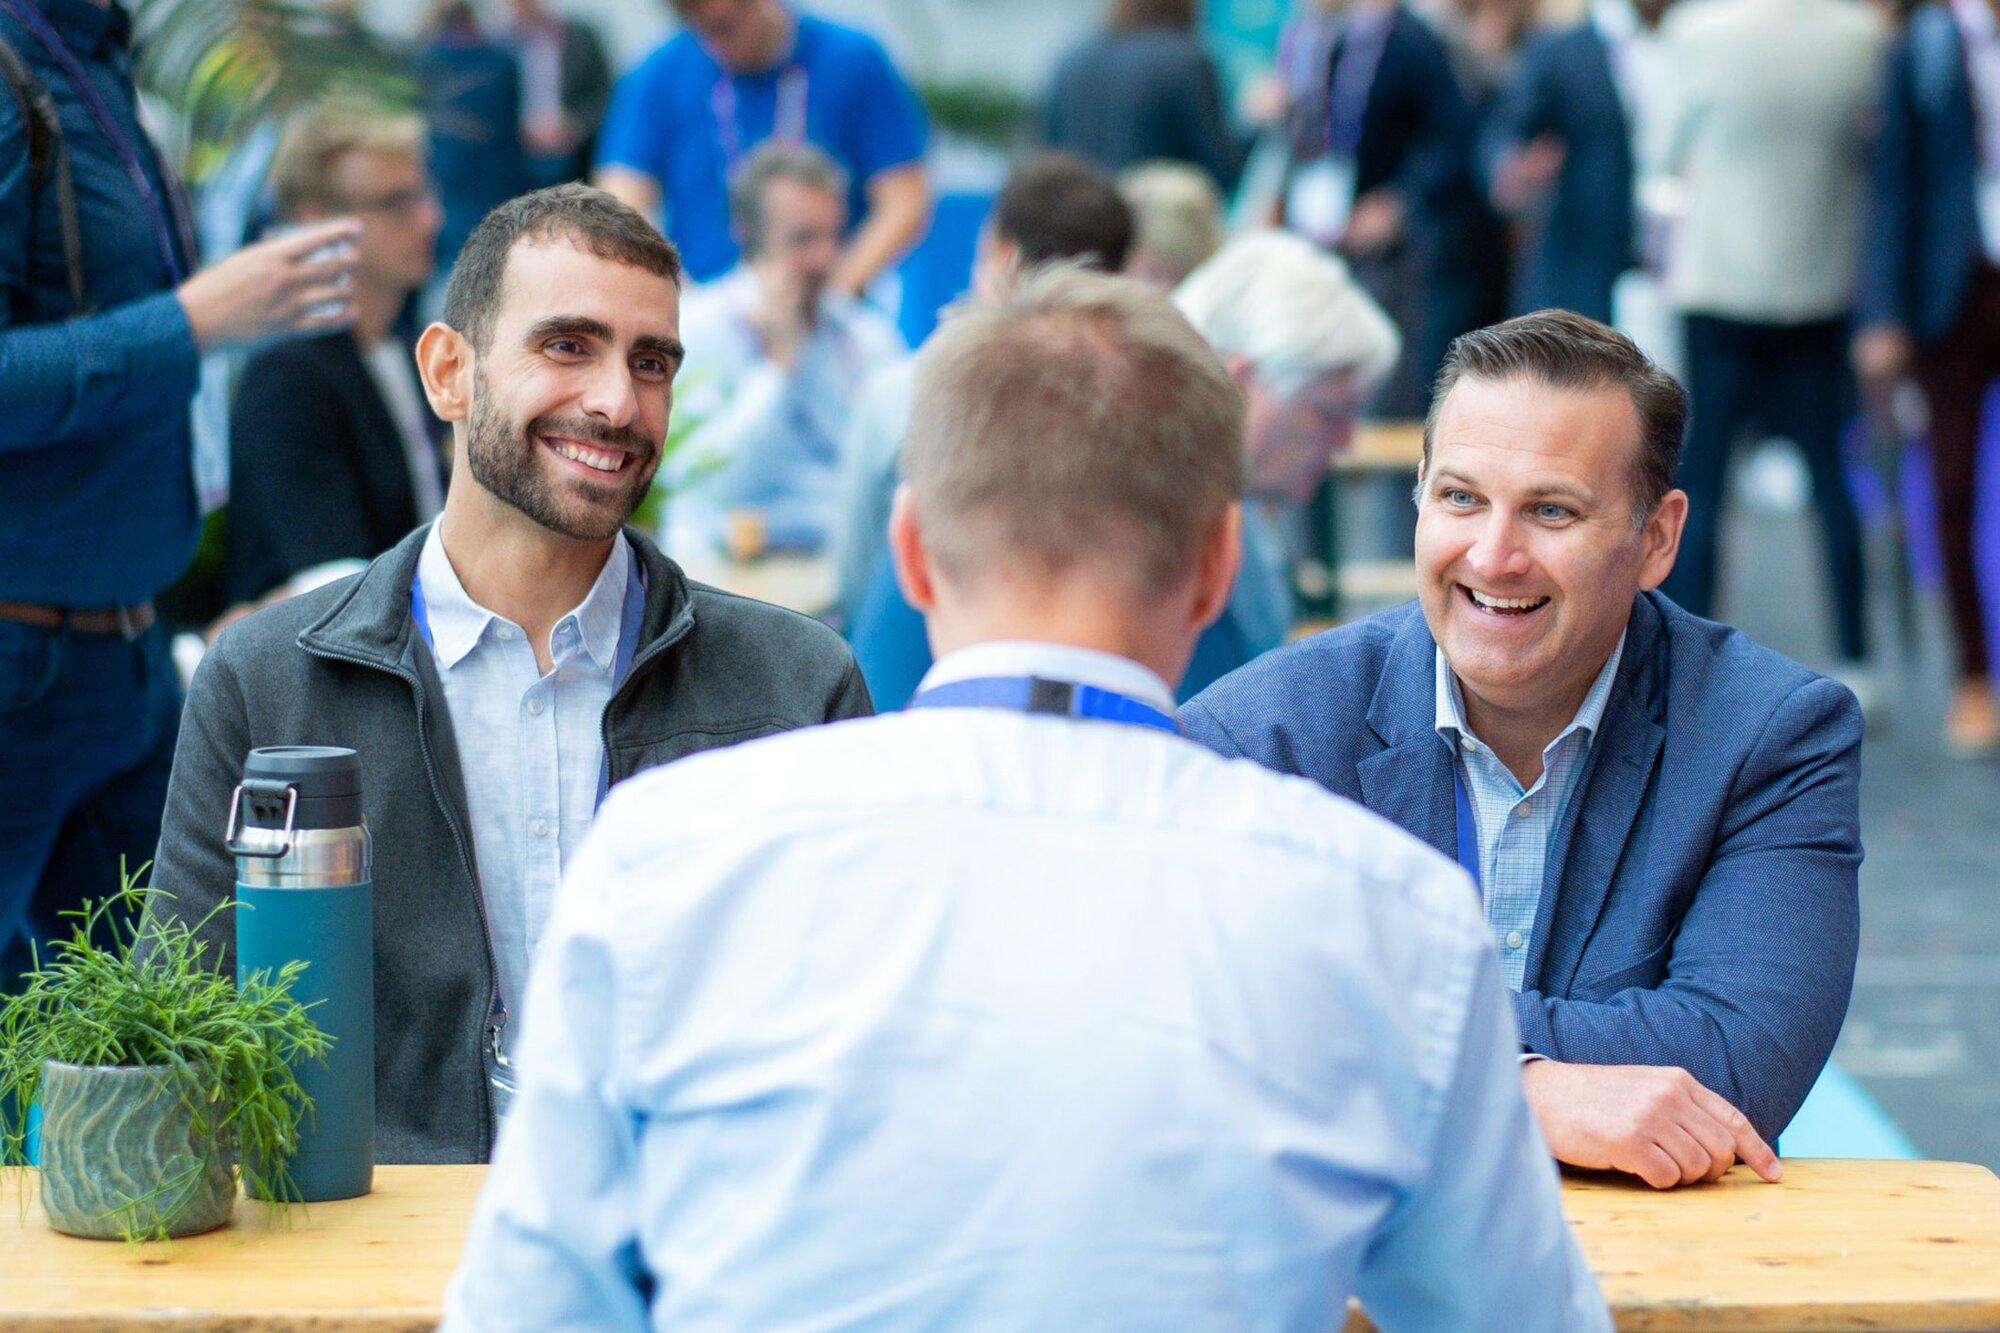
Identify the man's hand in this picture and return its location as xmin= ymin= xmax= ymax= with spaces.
xmin=749 ymin=261 xmax=815 ymax=370
xmin=1522 ymin=1059 xmax=1782 ymax=1190
xmin=1851 ymin=323 xmax=1915 ymax=390
xmin=1492 ymin=134 xmax=1567 ymax=214
xmin=1340 ymin=189 xmax=1406 ymax=257
xmin=176 ymin=220 xmax=362 ymax=353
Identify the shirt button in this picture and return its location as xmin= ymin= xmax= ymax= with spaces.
xmin=531 ymin=818 xmax=551 ymax=838
xmin=495 ymin=625 xmax=518 ymax=642
xmin=1506 ymin=930 xmax=1526 ymax=951
xmin=526 ymin=697 xmax=546 ymax=716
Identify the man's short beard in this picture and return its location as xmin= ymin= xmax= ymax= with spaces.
xmin=464 ymin=367 xmax=656 ymax=541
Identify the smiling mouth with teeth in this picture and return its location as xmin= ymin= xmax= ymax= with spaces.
xmin=543 ymin=436 xmax=631 ymax=475
xmin=1462 ymin=586 xmax=1552 ymax=616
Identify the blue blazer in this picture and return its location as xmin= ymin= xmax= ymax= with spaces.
xmin=1183 ymin=593 xmax=1862 ymax=1140
xmin=1486 ymin=22 xmax=1633 ymax=324
xmin=1861 ymin=3 xmax=1986 ymax=344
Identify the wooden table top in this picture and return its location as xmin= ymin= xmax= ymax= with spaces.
xmin=1336 ymin=421 xmax=1425 ymax=475
xmin=6 ymin=1160 xmax=1999 ymax=1331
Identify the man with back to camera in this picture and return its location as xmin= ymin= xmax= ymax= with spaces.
xmin=594 ymin=0 xmax=929 ymax=293
xmin=443 ymin=268 xmax=1608 ymax=1330
xmin=150 ymin=185 xmax=870 ymax=1164
xmin=664 ymin=140 xmax=904 ymax=561
xmin=1187 ymin=310 xmax=1859 ymax=1189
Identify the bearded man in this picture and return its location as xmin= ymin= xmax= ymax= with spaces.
xmin=149 ymin=185 xmax=870 ymax=1164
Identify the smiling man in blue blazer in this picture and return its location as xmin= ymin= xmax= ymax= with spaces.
xmin=1186 ymin=311 xmax=1861 ymax=1190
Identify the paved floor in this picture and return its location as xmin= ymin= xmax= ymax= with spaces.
xmin=1718 ymin=469 xmax=2000 ymax=1170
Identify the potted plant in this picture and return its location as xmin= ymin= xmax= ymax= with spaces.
xmin=0 ymin=867 xmax=329 ymax=1241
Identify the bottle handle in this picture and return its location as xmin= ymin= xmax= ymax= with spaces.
xmin=225 ymin=780 xmax=298 ymax=858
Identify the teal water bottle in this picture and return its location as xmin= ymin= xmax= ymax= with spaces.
xmin=225 ymin=746 xmax=374 ymax=1202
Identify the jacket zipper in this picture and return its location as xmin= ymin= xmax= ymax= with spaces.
xmin=300 ymin=642 xmax=503 ymax=1147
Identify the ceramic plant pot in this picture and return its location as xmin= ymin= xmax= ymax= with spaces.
xmin=37 ymin=1059 xmax=234 ymax=1240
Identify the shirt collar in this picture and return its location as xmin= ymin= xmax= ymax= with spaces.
xmin=920 ymin=640 xmax=1178 ymax=718
xmin=38 ymin=0 xmax=127 ymax=54
xmin=416 ymin=522 xmax=632 ymax=672
xmin=1434 ymin=630 xmax=1627 ymax=758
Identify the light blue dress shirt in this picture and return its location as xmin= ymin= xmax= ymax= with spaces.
xmin=444 ymin=640 xmax=1608 ymax=1331
xmin=666 ymin=266 xmax=906 ymax=556
xmin=1436 ymin=634 xmax=1626 ymax=991
xmin=416 ymin=523 xmax=634 ymax=1103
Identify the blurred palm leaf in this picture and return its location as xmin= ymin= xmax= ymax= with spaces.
xmin=131 ymin=0 xmax=417 ymax=175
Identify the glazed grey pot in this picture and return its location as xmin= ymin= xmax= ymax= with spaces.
xmin=37 ymin=1060 xmax=235 ymax=1240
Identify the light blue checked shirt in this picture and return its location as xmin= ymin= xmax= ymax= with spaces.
xmin=1436 ymin=634 xmax=1626 ymax=991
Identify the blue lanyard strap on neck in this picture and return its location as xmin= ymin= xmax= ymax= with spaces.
xmin=1452 ymin=761 xmax=1482 ymax=893
xmin=409 ymin=541 xmax=648 ymax=810
xmin=907 ymin=675 xmax=1181 ymax=736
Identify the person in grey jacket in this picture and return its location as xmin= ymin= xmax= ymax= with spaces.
xmin=150 ymin=185 xmax=870 ymax=1165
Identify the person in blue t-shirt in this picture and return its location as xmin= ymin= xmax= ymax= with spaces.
xmin=594 ymin=0 xmax=930 ymax=292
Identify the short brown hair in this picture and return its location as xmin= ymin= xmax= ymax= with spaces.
xmin=442 ymin=183 xmax=682 ymax=351
xmin=269 ymin=97 xmax=425 ymax=218
xmin=728 ymin=141 xmax=849 ymax=257
xmin=903 ymin=265 xmax=1243 ymax=593
xmin=1424 ymin=309 xmax=1688 ymax=522
xmin=994 ymin=151 xmax=1133 ymax=271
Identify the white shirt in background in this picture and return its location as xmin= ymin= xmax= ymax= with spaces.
xmin=1650 ymin=0 xmax=1886 ymax=323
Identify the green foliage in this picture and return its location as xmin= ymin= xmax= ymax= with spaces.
xmin=130 ymin=0 xmax=418 ymax=177
xmin=0 ymin=865 xmax=331 ymax=1240
xmin=631 ymin=374 xmax=719 ymax=534
xmin=917 ymin=78 xmax=1032 ymax=149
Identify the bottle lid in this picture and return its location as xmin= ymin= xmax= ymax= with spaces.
xmin=236 ymin=746 xmax=364 ymax=835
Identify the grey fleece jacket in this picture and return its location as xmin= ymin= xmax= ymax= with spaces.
xmin=149 ymin=524 xmax=871 ymax=1164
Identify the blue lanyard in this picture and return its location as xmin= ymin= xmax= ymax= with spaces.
xmin=0 ymin=0 xmax=192 ymax=285
xmin=1453 ymin=762 xmax=1481 ymax=893
xmin=711 ymin=64 xmax=808 ymax=173
xmin=409 ymin=543 xmax=648 ymax=810
xmin=906 ymin=675 xmax=1181 ymax=736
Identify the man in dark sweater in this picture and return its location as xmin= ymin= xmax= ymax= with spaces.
xmin=151 ymin=185 xmax=871 ymax=1163
xmin=227 ymin=99 xmax=448 ymax=607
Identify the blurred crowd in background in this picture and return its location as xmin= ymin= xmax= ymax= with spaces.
xmin=8 ymin=0 xmax=2000 ymax=983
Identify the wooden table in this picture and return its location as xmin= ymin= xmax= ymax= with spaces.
xmin=669 ymin=548 xmax=837 ymax=619
xmin=1336 ymin=420 xmax=1426 ymax=476
xmin=6 ymin=1161 xmax=1999 ymax=1331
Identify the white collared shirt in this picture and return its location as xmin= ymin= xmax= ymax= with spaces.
xmin=415 ymin=522 xmax=635 ymax=1090
xmin=445 ymin=640 xmax=1608 ymax=1331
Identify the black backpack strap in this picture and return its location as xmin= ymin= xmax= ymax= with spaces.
xmin=0 ymin=32 xmax=91 ymax=316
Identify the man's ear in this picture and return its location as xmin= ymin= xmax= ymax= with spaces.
xmin=1190 ymin=503 xmax=1243 ymax=633
xmin=414 ymin=322 xmax=472 ymax=423
xmin=888 ymin=485 xmax=939 ymax=614
xmin=1638 ymin=487 xmax=1689 ymax=591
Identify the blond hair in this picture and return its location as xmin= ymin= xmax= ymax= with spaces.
xmin=904 ymin=265 xmax=1243 ymax=594
xmin=269 ymin=98 xmax=426 ymax=219
xmin=1118 ymin=160 xmax=1224 ymax=288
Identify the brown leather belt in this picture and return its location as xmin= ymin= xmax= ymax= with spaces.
xmin=0 ymin=599 xmax=154 ymax=639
